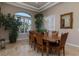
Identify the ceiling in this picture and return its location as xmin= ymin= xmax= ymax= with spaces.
xmin=23 ymin=2 xmax=47 ymax=8
xmin=5 ymin=2 xmax=59 ymax=12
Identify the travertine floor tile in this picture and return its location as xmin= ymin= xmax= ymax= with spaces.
xmin=0 ymin=39 xmax=78 ymax=56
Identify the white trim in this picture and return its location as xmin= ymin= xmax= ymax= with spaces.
xmin=17 ymin=2 xmax=39 ymax=10
xmin=67 ymin=43 xmax=79 ymax=48
xmin=39 ymin=2 xmax=51 ymax=10
xmin=39 ymin=2 xmax=60 ymax=12
xmin=5 ymin=2 xmax=39 ymax=12
xmin=5 ymin=2 xmax=59 ymax=12
xmin=18 ymin=2 xmax=51 ymax=10
xmin=17 ymin=38 xmax=28 ymax=40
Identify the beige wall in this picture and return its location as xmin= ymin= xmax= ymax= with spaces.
xmin=1 ymin=2 xmax=79 ymax=46
xmin=1 ymin=3 xmax=37 ymax=29
xmin=0 ymin=3 xmax=36 ymax=41
xmin=1 ymin=3 xmax=37 ymax=30
xmin=42 ymin=2 xmax=79 ymax=46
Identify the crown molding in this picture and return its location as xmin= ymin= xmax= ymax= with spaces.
xmin=16 ymin=2 xmax=39 ymax=10
xmin=5 ymin=2 xmax=39 ymax=12
xmin=5 ymin=2 xmax=59 ymax=12
xmin=37 ymin=2 xmax=51 ymax=10
xmin=39 ymin=2 xmax=59 ymax=12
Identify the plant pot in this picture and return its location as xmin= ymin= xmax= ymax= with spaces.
xmin=9 ymin=39 xmax=16 ymax=43
xmin=9 ymin=31 xmax=18 ymax=43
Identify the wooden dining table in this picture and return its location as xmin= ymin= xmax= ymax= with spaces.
xmin=43 ymin=34 xmax=61 ymax=55
xmin=29 ymin=31 xmax=61 ymax=55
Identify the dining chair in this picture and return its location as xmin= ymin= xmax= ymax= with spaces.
xmin=29 ymin=31 xmax=37 ymax=50
xmin=29 ymin=31 xmax=32 ymax=46
xmin=52 ymin=31 xmax=58 ymax=41
xmin=46 ymin=31 xmax=58 ymax=55
xmin=51 ymin=32 xmax=68 ymax=56
xmin=42 ymin=32 xmax=48 ymax=54
xmin=36 ymin=32 xmax=47 ymax=56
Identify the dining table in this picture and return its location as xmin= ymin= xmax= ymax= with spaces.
xmin=43 ymin=33 xmax=61 ymax=55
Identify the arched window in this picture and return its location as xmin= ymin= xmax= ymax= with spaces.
xmin=15 ymin=12 xmax=32 ymax=33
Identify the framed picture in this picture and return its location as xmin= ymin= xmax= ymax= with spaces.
xmin=60 ymin=12 xmax=73 ymax=29
xmin=0 ymin=7 xmax=1 ymax=12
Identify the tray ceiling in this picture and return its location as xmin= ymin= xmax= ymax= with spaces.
xmin=5 ymin=2 xmax=59 ymax=12
xmin=23 ymin=2 xmax=47 ymax=8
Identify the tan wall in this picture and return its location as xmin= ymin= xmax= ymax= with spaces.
xmin=1 ymin=3 xmax=36 ymax=30
xmin=0 ymin=3 xmax=36 ymax=41
xmin=42 ymin=2 xmax=79 ymax=46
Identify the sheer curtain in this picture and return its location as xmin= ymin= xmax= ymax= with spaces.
xmin=44 ymin=15 xmax=55 ymax=31
xmin=44 ymin=15 xmax=56 ymax=40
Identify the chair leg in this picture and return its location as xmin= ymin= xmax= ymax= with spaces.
xmin=63 ymin=47 xmax=65 ymax=56
xmin=36 ymin=45 xmax=39 ymax=53
xmin=34 ymin=40 xmax=37 ymax=50
xmin=34 ymin=44 xmax=36 ymax=50
xmin=42 ymin=46 xmax=44 ymax=56
xmin=33 ymin=42 xmax=36 ymax=50
xmin=42 ymin=51 xmax=43 ymax=56
xmin=58 ymin=51 xmax=60 ymax=56
xmin=31 ymin=43 xmax=32 ymax=48
xmin=52 ymin=49 xmax=55 ymax=55
xmin=36 ymin=48 xmax=38 ymax=53
xmin=46 ymin=47 xmax=49 ymax=56
xmin=30 ymin=41 xmax=33 ymax=48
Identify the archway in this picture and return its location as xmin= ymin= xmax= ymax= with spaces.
xmin=15 ymin=12 xmax=32 ymax=40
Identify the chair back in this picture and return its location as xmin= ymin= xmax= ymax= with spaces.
xmin=29 ymin=31 xmax=37 ymax=41
xmin=60 ymin=33 xmax=68 ymax=47
xmin=42 ymin=32 xmax=48 ymax=40
xmin=29 ymin=31 xmax=32 ymax=39
xmin=52 ymin=31 xmax=58 ymax=39
xmin=36 ymin=32 xmax=44 ymax=45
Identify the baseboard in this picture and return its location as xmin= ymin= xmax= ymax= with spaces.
xmin=67 ymin=43 xmax=79 ymax=48
xmin=17 ymin=38 xmax=28 ymax=40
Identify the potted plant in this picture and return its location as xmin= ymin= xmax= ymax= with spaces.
xmin=6 ymin=14 xmax=22 ymax=43
xmin=0 ymin=13 xmax=22 ymax=43
xmin=34 ymin=13 xmax=47 ymax=32
xmin=35 ymin=13 xmax=44 ymax=32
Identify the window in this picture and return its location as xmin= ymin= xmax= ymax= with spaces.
xmin=44 ymin=15 xmax=55 ymax=31
xmin=15 ymin=12 xmax=32 ymax=33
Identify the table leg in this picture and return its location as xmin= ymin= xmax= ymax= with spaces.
xmin=46 ymin=41 xmax=49 ymax=56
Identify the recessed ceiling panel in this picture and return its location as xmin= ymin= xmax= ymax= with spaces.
xmin=23 ymin=2 xmax=48 ymax=8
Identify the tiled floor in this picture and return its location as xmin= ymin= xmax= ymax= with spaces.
xmin=0 ymin=39 xmax=79 ymax=56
